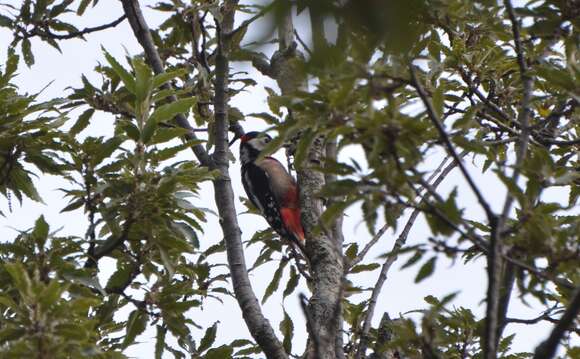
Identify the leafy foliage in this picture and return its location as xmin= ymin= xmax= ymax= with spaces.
xmin=0 ymin=0 xmax=578 ymax=358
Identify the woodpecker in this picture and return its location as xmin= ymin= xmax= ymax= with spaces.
xmin=240 ymin=131 xmax=305 ymax=248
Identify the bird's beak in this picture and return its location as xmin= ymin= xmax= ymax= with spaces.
xmin=229 ymin=134 xmax=241 ymax=146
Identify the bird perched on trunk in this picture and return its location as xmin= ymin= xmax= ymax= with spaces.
xmin=239 ymin=131 xmax=305 ymax=250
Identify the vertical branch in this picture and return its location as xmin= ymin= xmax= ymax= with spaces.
xmin=278 ymin=4 xmax=294 ymax=51
xmin=326 ymin=138 xmax=346 ymax=358
xmin=299 ymin=137 xmax=344 ymax=359
xmin=211 ymin=2 xmax=287 ymax=358
xmin=485 ymin=2 xmax=534 ymax=358
xmin=121 ymin=0 xmax=286 ymax=357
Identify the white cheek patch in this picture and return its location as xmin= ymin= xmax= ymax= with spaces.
xmin=248 ymin=137 xmax=268 ymax=151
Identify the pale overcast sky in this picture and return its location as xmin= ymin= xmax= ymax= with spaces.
xmin=0 ymin=1 xmax=571 ymax=357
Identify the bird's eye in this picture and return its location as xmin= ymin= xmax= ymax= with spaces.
xmin=263 ymin=137 xmax=271 ymax=143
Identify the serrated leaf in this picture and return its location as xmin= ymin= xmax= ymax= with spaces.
xmin=350 ymin=263 xmax=380 ymax=273
xmin=143 ymin=98 xmax=196 ymax=143
xmin=70 ymin=108 xmax=94 ymax=136
xmin=205 ymin=346 xmax=233 ymax=359
xmin=102 ymin=48 xmax=135 ymax=94
xmin=21 ymin=38 xmax=34 ymax=67
xmin=5 ymin=262 xmax=32 ymax=298
xmin=283 ymin=266 xmax=299 ymax=298
xmin=39 ymin=279 xmax=65 ymax=308
xmin=10 ymin=167 xmax=43 ymax=203
xmin=155 ymin=325 xmax=166 ymax=359
xmin=293 ymin=129 xmax=318 ymax=168
xmin=279 ymin=310 xmax=294 ymax=354
xmin=432 ymin=86 xmax=444 ymax=117
xmin=106 ymin=262 xmax=136 ymax=291
xmin=152 ymin=68 xmax=187 ymax=89
xmin=262 ymin=258 xmax=289 ymax=304
xmin=132 ymin=57 xmax=152 ymax=102
xmin=122 ymin=309 xmax=148 ymax=348
xmin=60 ymin=198 xmax=85 ymax=213
xmin=198 ymin=322 xmax=217 ymax=353
xmin=148 ymin=98 xmax=196 ymax=124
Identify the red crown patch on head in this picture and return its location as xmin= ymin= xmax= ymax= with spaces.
xmin=240 ymin=134 xmax=250 ymax=143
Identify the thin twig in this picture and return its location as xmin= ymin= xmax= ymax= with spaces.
xmin=18 ymin=15 xmax=126 ymax=40
xmin=294 ymin=29 xmax=313 ymax=56
xmin=350 ymin=156 xmax=453 ymax=269
xmin=409 ymin=65 xmax=495 ymax=222
xmin=355 ymin=154 xmax=462 ymax=359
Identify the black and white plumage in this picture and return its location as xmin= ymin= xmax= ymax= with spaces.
xmin=240 ymin=132 xmax=305 ymax=246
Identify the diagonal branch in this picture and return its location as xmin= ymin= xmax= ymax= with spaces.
xmin=409 ymin=65 xmax=495 ymax=222
xmin=120 ymin=0 xmax=212 ymax=167
xmin=355 ymin=154 xmax=462 ymax=359
xmin=533 ymin=286 xmax=580 ymax=359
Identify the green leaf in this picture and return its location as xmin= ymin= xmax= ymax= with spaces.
xmin=350 ymin=263 xmax=380 ymax=273
xmin=401 ymin=250 xmax=424 ymax=269
xmin=21 ymin=38 xmax=35 ymax=67
xmin=282 ymin=266 xmax=299 ymax=298
xmin=262 ymin=258 xmax=289 ymax=304
xmin=102 ymin=48 xmax=136 ymax=94
xmin=70 ymin=108 xmax=94 ymax=136
xmin=106 ymin=262 xmax=136 ymax=291
xmin=143 ymin=98 xmax=196 ymax=143
xmin=198 ymin=322 xmax=217 ymax=353
xmin=60 ymin=198 xmax=85 ymax=213
xmin=150 ymin=127 xmax=191 ymax=145
xmin=205 ymin=346 xmax=233 ymax=359
xmin=148 ymin=97 xmax=196 ymax=124
xmin=39 ymin=279 xmax=65 ymax=308
xmin=10 ymin=167 xmax=43 ymax=203
xmin=0 ymin=14 xmax=12 ymax=28
xmin=77 ymin=0 xmax=91 ymax=15
xmin=132 ymin=57 xmax=152 ymax=102
xmin=279 ymin=310 xmax=294 ymax=354
xmin=152 ymin=68 xmax=187 ymax=89
xmin=345 ymin=243 xmax=359 ymax=260
xmin=155 ymin=325 xmax=166 ymax=359
xmin=293 ymin=129 xmax=318 ymax=168
xmin=122 ymin=309 xmax=148 ymax=348
xmin=32 ymin=215 xmax=49 ymax=249
xmin=150 ymin=140 xmax=203 ymax=162
xmin=92 ymin=137 xmax=124 ymax=166
xmin=415 ymin=256 xmax=437 ymax=283
xmin=320 ymin=199 xmax=356 ymax=228
xmin=158 ymin=246 xmax=174 ymax=278
xmin=432 ymin=86 xmax=444 ymax=118
xmin=4 ymin=262 xmax=32 ymax=298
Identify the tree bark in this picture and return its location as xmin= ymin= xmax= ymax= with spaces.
xmin=121 ymin=1 xmax=287 ymax=357
xmin=299 ymin=137 xmax=344 ymax=359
